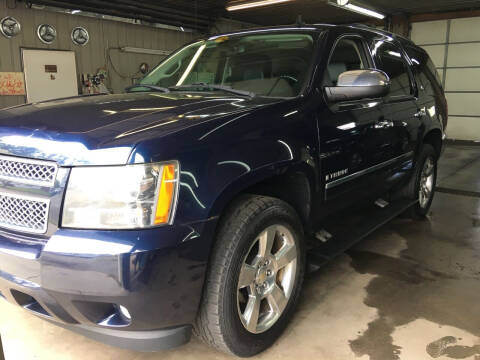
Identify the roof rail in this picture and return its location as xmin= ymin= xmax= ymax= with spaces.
xmin=347 ymin=23 xmax=416 ymax=44
xmin=348 ymin=23 xmax=390 ymax=34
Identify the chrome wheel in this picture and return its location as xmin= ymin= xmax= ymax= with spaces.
xmin=237 ymin=224 xmax=297 ymax=334
xmin=419 ymin=156 xmax=435 ymax=208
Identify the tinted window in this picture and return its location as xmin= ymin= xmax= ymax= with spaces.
xmin=326 ymin=38 xmax=366 ymax=86
xmin=426 ymin=58 xmax=443 ymax=88
xmin=405 ymin=44 xmax=443 ymax=94
xmin=373 ymin=41 xmax=413 ymax=97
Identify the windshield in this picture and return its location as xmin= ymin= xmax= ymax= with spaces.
xmin=139 ymin=32 xmax=317 ymax=97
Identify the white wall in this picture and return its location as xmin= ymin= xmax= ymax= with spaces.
xmin=411 ymin=17 xmax=480 ymax=141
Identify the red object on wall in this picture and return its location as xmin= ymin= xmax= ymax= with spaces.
xmin=0 ymin=72 xmax=26 ymax=96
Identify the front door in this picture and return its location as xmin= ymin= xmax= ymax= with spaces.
xmin=317 ymin=32 xmax=391 ymax=211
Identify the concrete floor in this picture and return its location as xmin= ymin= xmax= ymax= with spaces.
xmin=1 ymin=145 xmax=480 ymax=360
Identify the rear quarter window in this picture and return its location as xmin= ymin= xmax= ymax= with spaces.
xmin=426 ymin=58 xmax=443 ymax=89
xmin=405 ymin=45 xmax=443 ymax=91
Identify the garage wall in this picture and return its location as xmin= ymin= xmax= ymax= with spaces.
xmin=0 ymin=1 xmax=197 ymax=109
xmin=212 ymin=18 xmax=257 ymax=33
xmin=411 ymin=17 xmax=480 ymax=141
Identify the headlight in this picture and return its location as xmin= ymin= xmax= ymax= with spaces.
xmin=62 ymin=161 xmax=179 ymax=229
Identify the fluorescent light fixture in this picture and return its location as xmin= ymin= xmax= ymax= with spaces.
xmin=345 ymin=3 xmax=385 ymax=19
xmin=120 ymin=46 xmax=170 ymax=56
xmin=227 ymin=0 xmax=292 ymax=11
xmin=71 ymin=9 xmax=81 ymax=14
xmin=329 ymin=1 xmax=385 ymax=20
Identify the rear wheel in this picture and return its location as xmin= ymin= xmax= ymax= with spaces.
xmin=195 ymin=195 xmax=305 ymax=357
xmin=403 ymin=144 xmax=438 ymax=219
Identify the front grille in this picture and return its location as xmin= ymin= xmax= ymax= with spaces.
xmin=0 ymin=155 xmax=57 ymax=187
xmin=0 ymin=192 xmax=49 ymax=234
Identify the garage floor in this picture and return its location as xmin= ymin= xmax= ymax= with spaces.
xmin=1 ymin=144 xmax=479 ymax=360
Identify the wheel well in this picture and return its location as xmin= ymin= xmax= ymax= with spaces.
xmin=423 ymin=129 xmax=442 ymax=158
xmin=236 ymin=171 xmax=312 ymax=228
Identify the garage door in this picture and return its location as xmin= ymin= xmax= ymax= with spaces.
xmin=411 ymin=17 xmax=480 ymax=142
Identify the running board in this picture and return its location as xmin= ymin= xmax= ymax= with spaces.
xmin=375 ymin=198 xmax=389 ymax=208
xmin=307 ymin=198 xmax=416 ymax=268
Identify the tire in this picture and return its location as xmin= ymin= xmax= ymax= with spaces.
xmin=403 ymin=144 xmax=438 ymax=219
xmin=194 ymin=195 xmax=306 ymax=357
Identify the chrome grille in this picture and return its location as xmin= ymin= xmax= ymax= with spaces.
xmin=0 ymin=192 xmax=49 ymax=234
xmin=0 ymin=155 xmax=58 ymax=187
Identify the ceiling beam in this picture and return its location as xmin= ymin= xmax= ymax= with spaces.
xmin=106 ymin=0 xmax=213 ymax=22
xmin=29 ymin=0 xmax=209 ymax=30
xmin=410 ymin=8 xmax=480 ymax=22
xmin=74 ymin=0 xmax=212 ymax=25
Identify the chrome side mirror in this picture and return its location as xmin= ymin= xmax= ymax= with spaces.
xmin=325 ymin=69 xmax=390 ymax=102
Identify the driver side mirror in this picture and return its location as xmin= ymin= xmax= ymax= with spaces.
xmin=324 ymin=69 xmax=390 ymax=103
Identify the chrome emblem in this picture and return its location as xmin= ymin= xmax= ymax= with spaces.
xmin=37 ymin=24 xmax=57 ymax=44
xmin=71 ymin=26 xmax=89 ymax=46
xmin=0 ymin=16 xmax=21 ymax=38
xmin=326 ymin=169 xmax=348 ymax=181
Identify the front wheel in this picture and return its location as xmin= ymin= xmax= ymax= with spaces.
xmin=195 ymin=195 xmax=305 ymax=357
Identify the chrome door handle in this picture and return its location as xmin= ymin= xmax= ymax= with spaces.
xmin=374 ymin=120 xmax=394 ymax=129
xmin=414 ymin=107 xmax=427 ymax=118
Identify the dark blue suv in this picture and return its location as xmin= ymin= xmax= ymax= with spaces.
xmin=0 ymin=24 xmax=446 ymax=357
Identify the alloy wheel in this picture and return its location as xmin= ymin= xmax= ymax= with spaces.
xmin=419 ymin=156 xmax=435 ymax=208
xmin=237 ymin=224 xmax=297 ymax=334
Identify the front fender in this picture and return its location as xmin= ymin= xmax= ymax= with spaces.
xmin=129 ymin=99 xmax=320 ymax=227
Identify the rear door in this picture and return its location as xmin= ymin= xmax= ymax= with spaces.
xmin=367 ymin=37 xmax=420 ymax=191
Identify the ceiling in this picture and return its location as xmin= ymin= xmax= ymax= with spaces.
xmin=24 ymin=0 xmax=480 ymax=32
xmin=224 ymin=0 xmax=480 ymax=26
xmin=25 ymin=0 xmax=225 ymax=31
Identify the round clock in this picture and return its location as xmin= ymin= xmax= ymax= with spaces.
xmin=37 ymin=24 xmax=57 ymax=44
xmin=71 ymin=26 xmax=89 ymax=46
xmin=0 ymin=16 xmax=21 ymax=38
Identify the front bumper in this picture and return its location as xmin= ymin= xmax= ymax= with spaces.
xmin=0 ymin=219 xmax=216 ymax=351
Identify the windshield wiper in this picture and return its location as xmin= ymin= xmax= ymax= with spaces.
xmin=170 ymin=83 xmax=255 ymax=98
xmin=125 ymin=84 xmax=170 ymax=93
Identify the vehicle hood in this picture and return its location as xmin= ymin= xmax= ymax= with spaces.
xmin=0 ymin=92 xmax=278 ymax=166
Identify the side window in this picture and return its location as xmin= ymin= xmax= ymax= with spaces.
xmin=405 ymin=45 xmax=443 ymax=95
xmin=373 ymin=41 xmax=413 ymax=97
xmin=426 ymin=58 xmax=443 ymax=89
xmin=326 ymin=38 xmax=367 ymax=86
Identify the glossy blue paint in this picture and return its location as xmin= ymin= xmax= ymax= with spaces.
xmin=0 ymin=24 xmax=446 ymax=351
xmin=0 ymin=219 xmax=217 ymax=330
xmin=0 ymin=77 xmax=321 ymax=344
